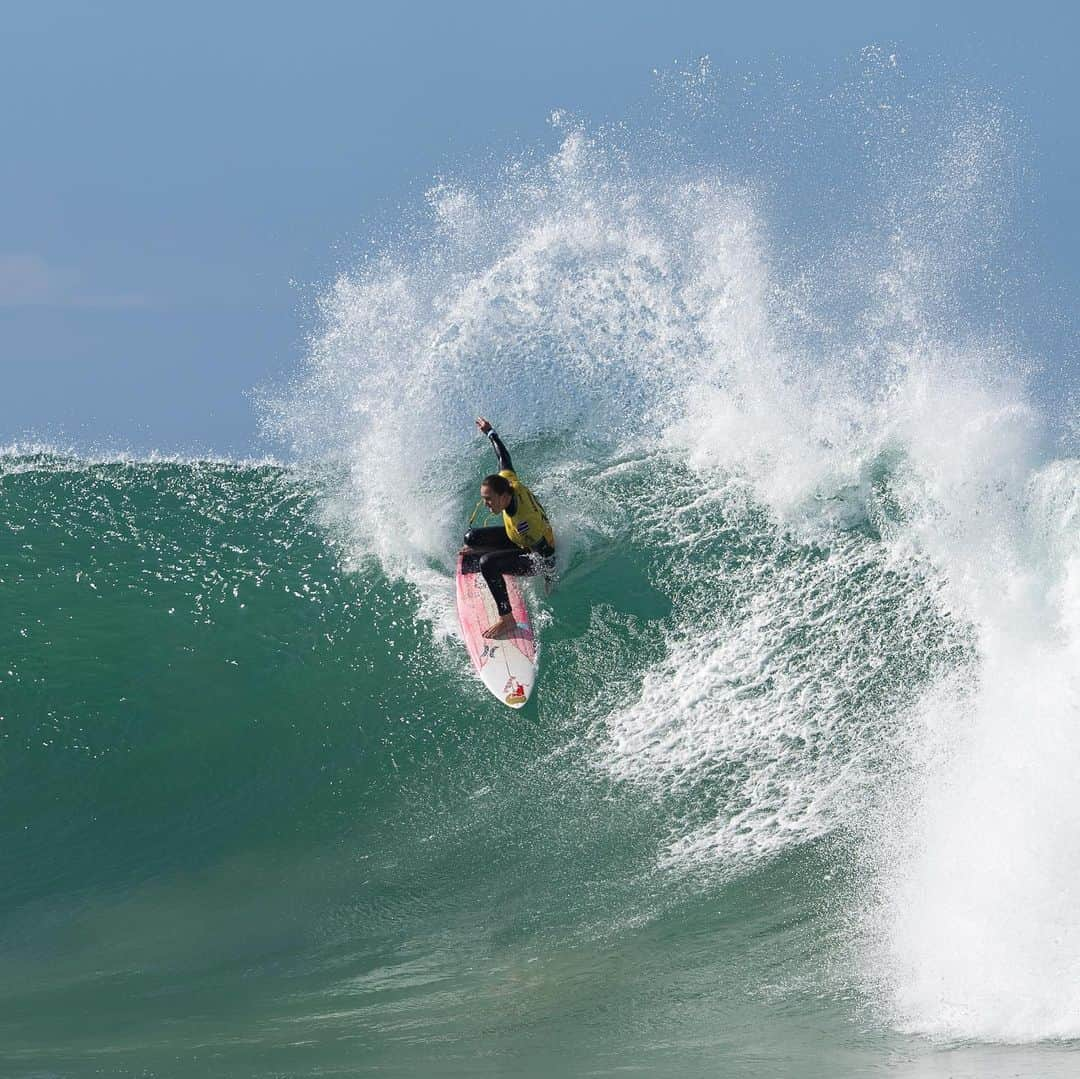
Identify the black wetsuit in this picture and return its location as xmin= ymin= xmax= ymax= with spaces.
xmin=462 ymin=430 xmax=555 ymax=616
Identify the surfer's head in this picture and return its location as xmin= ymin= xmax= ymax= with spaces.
xmin=480 ymin=474 xmax=513 ymax=512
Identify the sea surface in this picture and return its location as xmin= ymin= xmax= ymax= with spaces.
xmin=4 ymin=53 xmax=1080 ymax=1078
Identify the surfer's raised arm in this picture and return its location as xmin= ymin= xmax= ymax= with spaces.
xmin=475 ymin=416 xmax=513 ymax=473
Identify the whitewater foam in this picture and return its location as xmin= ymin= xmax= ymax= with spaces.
xmin=864 ymin=454 xmax=1080 ymax=1042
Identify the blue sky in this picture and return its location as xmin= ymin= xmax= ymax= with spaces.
xmin=2 ymin=1 xmax=1078 ymax=456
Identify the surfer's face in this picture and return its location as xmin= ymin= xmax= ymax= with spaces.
xmin=481 ymin=484 xmax=511 ymax=512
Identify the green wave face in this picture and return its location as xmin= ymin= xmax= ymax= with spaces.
xmin=1 ymin=448 xmax=1001 ymax=1078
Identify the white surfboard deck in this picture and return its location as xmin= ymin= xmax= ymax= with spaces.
xmin=455 ymin=554 xmax=538 ymax=708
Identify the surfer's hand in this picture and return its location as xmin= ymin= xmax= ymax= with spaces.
xmin=475 ymin=417 xmax=492 ymax=434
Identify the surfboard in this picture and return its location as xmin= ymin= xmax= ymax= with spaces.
xmin=455 ymin=554 xmax=538 ymax=708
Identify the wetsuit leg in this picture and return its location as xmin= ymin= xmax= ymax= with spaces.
xmin=462 ymin=527 xmax=554 ymax=615
xmin=463 ymin=526 xmax=517 ymax=550
xmin=478 ymin=548 xmax=538 ymax=616
xmin=461 ymin=526 xmax=517 ymax=578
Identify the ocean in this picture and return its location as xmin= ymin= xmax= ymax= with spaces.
xmin=3 ymin=53 xmax=1080 ymax=1078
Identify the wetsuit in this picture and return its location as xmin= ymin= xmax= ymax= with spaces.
xmin=462 ymin=429 xmax=555 ymax=616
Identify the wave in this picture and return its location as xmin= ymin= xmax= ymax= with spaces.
xmin=5 ymin=53 xmax=1080 ymax=1065
xmin=263 ymin=52 xmax=1080 ymax=1044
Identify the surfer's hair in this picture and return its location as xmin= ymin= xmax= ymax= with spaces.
xmin=482 ymin=474 xmax=512 ymax=495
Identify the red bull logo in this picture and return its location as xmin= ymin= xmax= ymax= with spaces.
xmin=504 ymin=679 xmax=527 ymax=706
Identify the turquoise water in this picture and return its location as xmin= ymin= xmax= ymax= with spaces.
xmin=3 ymin=444 xmax=1079 ymax=1077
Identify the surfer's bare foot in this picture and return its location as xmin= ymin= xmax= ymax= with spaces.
xmin=482 ymin=613 xmax=516 ymax=638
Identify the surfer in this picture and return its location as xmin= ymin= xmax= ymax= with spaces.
xmin=460 ymin=417 xmax=555 ymax=638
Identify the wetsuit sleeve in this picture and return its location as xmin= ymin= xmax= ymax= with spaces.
xmin=488 ymin=430 xmax=513 ymax=473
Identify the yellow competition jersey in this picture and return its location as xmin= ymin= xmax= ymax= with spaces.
xmin=499 ymin=469 xmax=555 ymax=551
